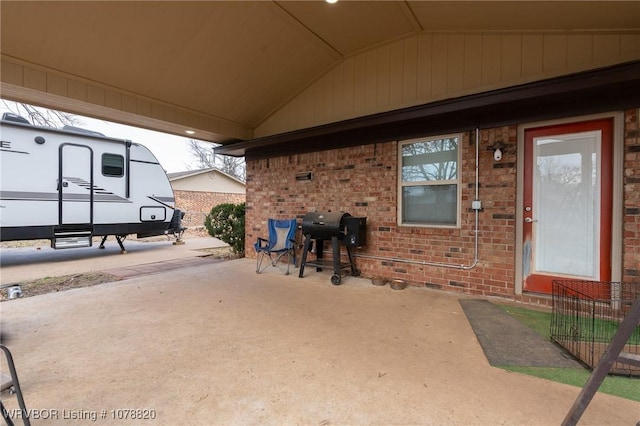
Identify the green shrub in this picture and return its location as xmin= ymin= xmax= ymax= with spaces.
xmin=204 ymin=202 xmax=245 ymax=256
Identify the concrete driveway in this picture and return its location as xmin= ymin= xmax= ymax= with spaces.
xmin=0 ymin=239 xmax=638 ymax=425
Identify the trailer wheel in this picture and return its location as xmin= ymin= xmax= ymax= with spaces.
xmin=331 ymin=274 xmax=341 ymax=285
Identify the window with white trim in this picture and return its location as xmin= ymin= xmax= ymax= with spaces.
xmin=398 ymin=134 xmax=461 ymax=227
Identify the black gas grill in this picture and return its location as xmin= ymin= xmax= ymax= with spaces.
xmin=298 ymin=211 xmax=366 ymax=285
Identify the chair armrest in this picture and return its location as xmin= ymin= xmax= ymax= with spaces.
xmin=255 ymin=237 xmax=268 ymax=250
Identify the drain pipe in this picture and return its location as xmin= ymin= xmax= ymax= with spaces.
xmin=355 ymin=129 xmax=480 ymax=270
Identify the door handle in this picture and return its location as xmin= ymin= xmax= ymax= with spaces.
xmin=524 ymin=217 xmax=537 ymax=223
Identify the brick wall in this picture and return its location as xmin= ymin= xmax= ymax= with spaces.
xmin=624 ymin=108 xmax=640 ymax=282
xmin=245 ymin=127 xmax=518 ymax=296
xmin=245 ymin=109 xmax=639 ymax=306
xmin=174 ymin=190 xmax=245 ymax=228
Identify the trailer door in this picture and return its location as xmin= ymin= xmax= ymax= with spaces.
xmin=59 ymin=143 xmax=93 ymax=225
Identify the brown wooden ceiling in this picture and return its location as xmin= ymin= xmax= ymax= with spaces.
xmin=2 ymin=1 xmax=639 ymax=145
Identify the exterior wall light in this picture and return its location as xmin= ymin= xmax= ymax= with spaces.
xmin=489 ymin=141 xmax=505 ymax=162
xmin=494 ymin=147 xmax=503 ymax=162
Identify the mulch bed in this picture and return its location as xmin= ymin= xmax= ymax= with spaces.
xmin=1 ymin=272 xmax=121 ymax=301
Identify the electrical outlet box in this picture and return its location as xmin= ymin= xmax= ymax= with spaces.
xmin=471 ymin=200 xmax=482 ymax=210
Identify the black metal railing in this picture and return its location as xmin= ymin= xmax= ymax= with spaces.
xmin=551 ymin=280 xmax=640 ymax=376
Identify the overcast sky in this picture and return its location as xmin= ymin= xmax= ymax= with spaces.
xmin=74 ymin=116 xmax=202 ymax=173
xmin=1 ymin=101 xmax=203 ymax=173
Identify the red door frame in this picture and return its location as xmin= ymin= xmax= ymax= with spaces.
xmin=523 ymin=118 xmax=613 ymax=294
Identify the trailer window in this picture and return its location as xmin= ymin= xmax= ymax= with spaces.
xmin=102 ymin=153 xmax=124 ymax=177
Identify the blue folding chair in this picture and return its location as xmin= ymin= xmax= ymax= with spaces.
xmin=255 ymin=218 xmax=298 ymax=275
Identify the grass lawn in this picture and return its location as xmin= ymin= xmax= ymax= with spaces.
xmin=497 ymin=304 xmax=640 ymax=402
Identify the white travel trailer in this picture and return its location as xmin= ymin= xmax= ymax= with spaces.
xmin=0 ymin=113 xmax=184 ymax=250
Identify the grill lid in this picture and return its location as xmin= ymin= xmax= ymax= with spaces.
xmin=301 ymin=211 xmax=351 ymax=238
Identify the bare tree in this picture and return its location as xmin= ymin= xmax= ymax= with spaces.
xmin=1 ymin=100 xmax=79 ymax=127
xmin=187 ymin=139 xmax=245 ymax=181
xmin=401 ymin=136 xmax=458 ymax=182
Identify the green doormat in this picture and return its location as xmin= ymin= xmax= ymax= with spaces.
xmin=460 ymin=299 xmax=581 ymax=368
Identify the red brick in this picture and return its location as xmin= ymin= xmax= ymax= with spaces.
xmin=245 ymin=109 xmax=640 ymax=302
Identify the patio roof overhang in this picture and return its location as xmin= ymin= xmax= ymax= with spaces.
xmin=215 ymin=60 xmax=640 ymax=160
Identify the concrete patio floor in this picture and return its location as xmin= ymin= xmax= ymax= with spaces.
xmin=1 ymin=239 xmax=638 ymax=425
